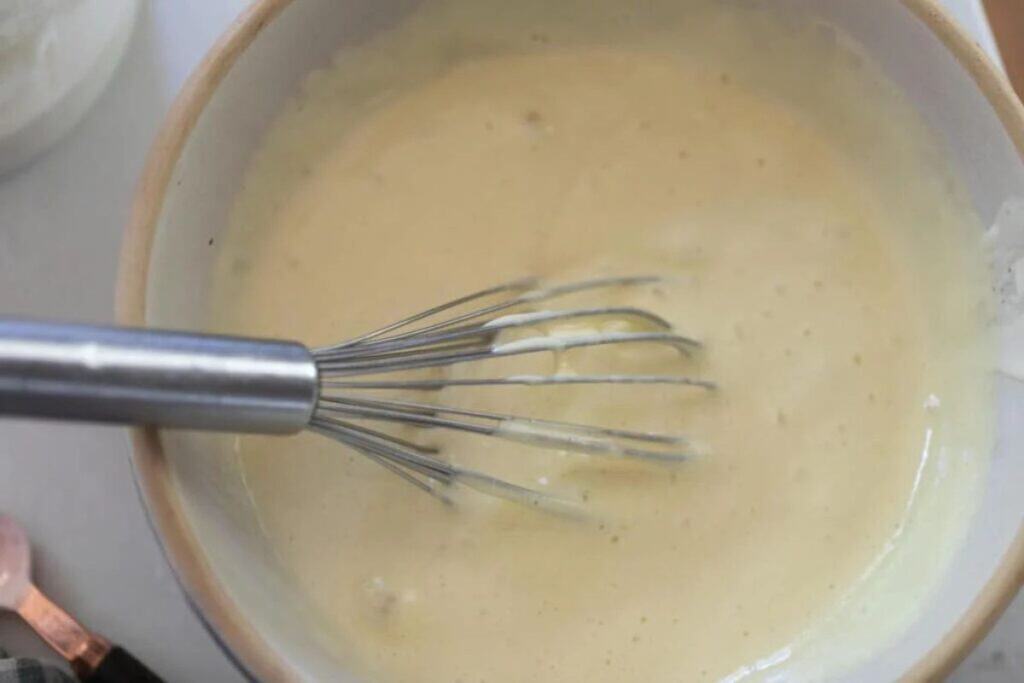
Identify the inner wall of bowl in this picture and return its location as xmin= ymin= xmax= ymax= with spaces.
xmin=143 ymin=0 xmax=1024 ymax=680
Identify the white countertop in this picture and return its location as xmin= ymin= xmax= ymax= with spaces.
xmin=0 ymin=1 xmax=1016 ymax=681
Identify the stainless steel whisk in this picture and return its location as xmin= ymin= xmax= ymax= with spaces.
xmin=0 ymin=276 xmax=712 ymax=508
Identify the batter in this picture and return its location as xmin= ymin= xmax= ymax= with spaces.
xmin=207 ymin=1 xmax=993 ymax=680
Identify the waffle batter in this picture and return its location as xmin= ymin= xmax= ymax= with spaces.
xmin=208 ymin=1 xmax=993 ymax=680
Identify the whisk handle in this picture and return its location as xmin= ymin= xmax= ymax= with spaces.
xmin=0 ymin=319 xmax=317 ymax=433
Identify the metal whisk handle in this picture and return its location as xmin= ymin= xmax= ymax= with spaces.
xmin=0 ymin=319 xmax=318 ymax=434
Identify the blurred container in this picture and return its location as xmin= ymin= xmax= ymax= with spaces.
xmin=0 ymin=0 xmax=138 ymax=175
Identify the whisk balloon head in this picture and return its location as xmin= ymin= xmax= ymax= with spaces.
xmin=307 ymin=276 xmax=712 ymax=511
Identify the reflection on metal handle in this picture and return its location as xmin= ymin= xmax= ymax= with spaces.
xmin=0 ymin=319 xmax=318 ymax=433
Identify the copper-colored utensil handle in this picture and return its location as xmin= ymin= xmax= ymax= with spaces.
xmin=16 ymin=584 xmax=111 ymax=677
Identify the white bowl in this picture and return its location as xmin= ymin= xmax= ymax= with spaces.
xmin=0 ymin=0 xmax=138 ymax=175
xmin=117 ymin=1 xmax=1024 ymax=680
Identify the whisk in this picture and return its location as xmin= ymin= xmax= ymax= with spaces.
xmin=0 ymin=276 xmax=712 ymax=508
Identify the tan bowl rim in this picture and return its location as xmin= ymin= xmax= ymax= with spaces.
xmin=115 ymin=1 xmax=1024 ymax=681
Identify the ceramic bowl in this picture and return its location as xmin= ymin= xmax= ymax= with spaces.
xmin=117 ymin=1 xmax=1024 ymax=680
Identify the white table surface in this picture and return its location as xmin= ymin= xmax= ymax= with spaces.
xmin=0 ymin=1 xmax=1015 ymax=681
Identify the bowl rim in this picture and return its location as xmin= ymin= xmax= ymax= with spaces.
xmin=116 ymin=1 xmax=1024 ymax=681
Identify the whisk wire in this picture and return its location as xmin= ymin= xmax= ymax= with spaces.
xmin=316 ymin=278 xmax=538 ymax=352
xmin=314 ymin=275 xmax=661 ymax=353
xmin=312 ymin=416 xmax=580 ymax=512
xmin=321 ymin=374 xmax=715 ymax=391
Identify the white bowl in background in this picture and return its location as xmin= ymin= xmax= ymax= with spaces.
xmin=0 ymin=0 xmax=138 ymax=175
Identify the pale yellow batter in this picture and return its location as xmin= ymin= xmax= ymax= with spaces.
xmin=207 ymin=2 xmax=993 ymax=681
